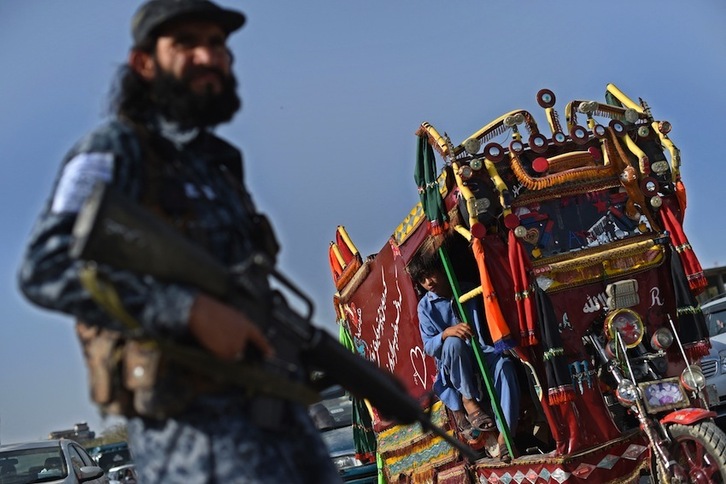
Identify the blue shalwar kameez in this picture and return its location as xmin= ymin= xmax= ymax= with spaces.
xmin=417 ymin=291 xmax=519 ymax=433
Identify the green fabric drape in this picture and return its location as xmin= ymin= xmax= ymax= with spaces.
xmin=415 ymin=135 xmax=448 ymax=235
xmin=339 ymin=322 xmax=377 ymax=459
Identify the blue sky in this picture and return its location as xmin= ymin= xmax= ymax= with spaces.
xmin=1 ymin=1 xmax=725 ymax=444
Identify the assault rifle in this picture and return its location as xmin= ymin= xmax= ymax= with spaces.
xmin=70 ymin=183 xmax=478 ymax=461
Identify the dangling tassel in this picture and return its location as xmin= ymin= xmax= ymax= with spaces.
xmin=471 ymin=238 xmax=516 ymax=353
xmin=534 ymin=285 xmax=576 ymax=406
xmin=508 ymin=230 xmax=538 ymax=346
xmin=428 ymin=220 xmax=448 ymax=236
xmin=415 ymin=135 xmax=449 ymax=236
xmin=675 ymin=180 xmax=687 ymax=221
xmin=339 ymin=323 xmax=379 ymax=459
xmin=669 ymin=246 xmax=711 ymax=360
xmin=659 ymin=199 xmax=707 ymax=294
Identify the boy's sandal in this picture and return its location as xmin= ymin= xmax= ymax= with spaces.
xmin=498 ymin=443 xmax=512 ymax=463
xmin=467 ymin=410 xmax=495 ymax=431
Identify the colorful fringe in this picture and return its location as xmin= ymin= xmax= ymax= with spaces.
xmin=659 ymin=200 xmax=707 ymax=295
xmin=668 ymin=247 xmax=711 ymax=360
xmin=675 ymin=179 xmax=687 ymax=220
xmin=378 ymin=402 xmax=458 ymax=482
xmin=339 ymin=323 xmax=379 ymax=458
xmin=535 ymin=284 xmax=575 ymax=406
xmin=508 ymin=230 xmax=538 ymax=346
xmin=471 ymin=238 xmax=515 ymax=352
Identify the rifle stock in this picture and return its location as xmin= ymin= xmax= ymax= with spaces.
xmin=71 ymin=183 xmax=478 ymax=461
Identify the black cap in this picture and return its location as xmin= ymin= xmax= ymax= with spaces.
xmin=131 ymin=0 xmax=246 ymax=46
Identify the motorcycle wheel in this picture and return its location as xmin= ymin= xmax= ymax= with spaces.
xmin=658 ymin=421 xmax=726 ymax=483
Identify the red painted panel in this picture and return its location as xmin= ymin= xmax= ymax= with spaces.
xmin=343 ymin=238 xmax=437 ymax=407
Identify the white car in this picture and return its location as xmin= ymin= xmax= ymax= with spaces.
xmin=0 ymin=438 xmax=105 ymax=483
xmin=106 ymin=463 xmax=137 ymax=483
xmin=700 ymin=296 xmax=726 ymax=416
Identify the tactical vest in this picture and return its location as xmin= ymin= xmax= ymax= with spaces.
xmin=75 ymin=121 xmax=312 ymax=421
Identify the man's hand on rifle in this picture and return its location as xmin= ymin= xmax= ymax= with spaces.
xmin=188 ymin=293 xmax=275 ymax=362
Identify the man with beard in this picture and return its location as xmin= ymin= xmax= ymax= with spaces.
xmin=17 ymin=1 xmax=342 ymax=482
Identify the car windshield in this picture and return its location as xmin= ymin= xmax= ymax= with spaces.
xmin=309 ymin=386 xmax=353 ymax=431
xmin=704 ymin=304 xmax=726 ymax=337
xmin=0 ymin=446 xmax=67 ymax=483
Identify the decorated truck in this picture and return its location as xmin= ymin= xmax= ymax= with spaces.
xmin=328 ymin=84 xmax=726 ymax=483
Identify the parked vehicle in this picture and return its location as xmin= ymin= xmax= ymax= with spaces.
xmin=0 ymin=438 xmax=105 ymax=483
xmin=85 ymin=442 xmax=131 ymax=473
xmin=310 ymin=386 xmax=377 ymax=484
xmin=106 ymin=463 xmax=137 ymax=484
xmin=328 ymin=84 xmax=726 ymax=482
xmin=700 ymin=296 xmax=726 ymax=416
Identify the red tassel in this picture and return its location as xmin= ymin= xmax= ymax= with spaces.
xmin=355 ymin=452 xmax=375 ymax=464
xmin=508 ymin=231 xmax=538 ymax=346
xmin=521 ymin=334 xmax=539 ymax=347
xmin=428 ymin=220 xmax=449 ymax=236
xmin=548 ymin=386 xmax=576 ymax=406
xmin=659 ymin=200 xmax=707 ymax=295
xmin=685 ymin=341 xmax=711 ymax=361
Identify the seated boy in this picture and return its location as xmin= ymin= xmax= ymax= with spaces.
xmin=408 ymin=253 xmax=519 ymax=460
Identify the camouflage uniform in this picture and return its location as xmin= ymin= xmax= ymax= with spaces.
xmin=18 ymin=117 xmax=342 ymax=483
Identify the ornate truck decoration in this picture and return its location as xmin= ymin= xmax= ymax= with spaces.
xmin=328 ymin=84 xmax=725 ymax=483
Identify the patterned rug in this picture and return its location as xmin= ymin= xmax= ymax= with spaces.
xmin=377 ymin=401 xmax=461 ymax=482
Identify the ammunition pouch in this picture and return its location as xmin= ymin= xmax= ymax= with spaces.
xmin=76 ymin=321 xmax=132 ymax=416
xmin=76 ymin=320 xmax=320 ymax=421
xmin=76 ymin=321 xmax=227 ymax=420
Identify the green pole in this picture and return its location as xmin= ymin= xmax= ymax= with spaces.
xmin=437 ymin=247 xmax=515 ymax=458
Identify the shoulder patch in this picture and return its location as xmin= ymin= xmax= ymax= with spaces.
xmin=51 ymin=152 xmax=114 ymax=213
